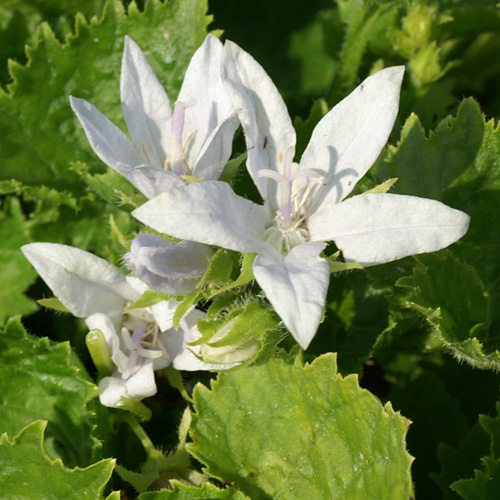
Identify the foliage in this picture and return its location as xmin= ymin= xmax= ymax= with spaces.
xmin=2 ymin=0 xmax=500 ymax=498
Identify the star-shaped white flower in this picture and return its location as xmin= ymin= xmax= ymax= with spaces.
xmin=70 ymin=34 xmax=238 ymax=199
xmin=132 ymin=41 xmax=470 ymax=350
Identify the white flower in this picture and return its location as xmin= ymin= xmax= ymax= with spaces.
xmin=88 ymin=303 xmax=234 ymax=407
xmin=123 ymin=234 xmax=214 ymax=295
xmin=70 ymin=34 xmax=238 ymax=199
xmin=131 ymin=41 xmax=470 ymax=350
xmin=21 ymin=242 xmax=233 ymax=407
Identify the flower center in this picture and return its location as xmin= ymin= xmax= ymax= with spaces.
xmin=120 ymin=308 xmax=170 ymax=379
xmin=258 ymin=147 xmax=322 ymax=253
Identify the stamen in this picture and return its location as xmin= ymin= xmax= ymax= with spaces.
xmin=120 ymin=322 xmax=164 ymax=380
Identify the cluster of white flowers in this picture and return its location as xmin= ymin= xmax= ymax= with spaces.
xmin=22 ymin=34 xmax=469 ymax=409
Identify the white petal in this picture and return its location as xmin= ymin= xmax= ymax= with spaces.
xmin=70 ymin=96 xmax=143 ymax=168
xmin=253 ymin=242 xmax=329 ymax=349
xmin=301 ymin=66 xmax=404 ymax=213
xmin=309 ymin=193 xmax=470 ymax=265
xmin=222 ymin=40 xmax=296 ymax=206
xmin=114 ymin=163 xmax=185 ymax=199
xmin=132 ymin=181 xmax=271 ymax=254
xmin=98 ymin=361 xmax=157 ymax=407
xmin=192 ymin=116 xmax=240 ymax=181
xmin=21 ymin=243 xmax=139 ymax=319
xmin=177 ymin=35 xmax=238 ymax=179
xmin=125 ymin=235 xmax=212 ymax=295
xmin=121 ymin=36 xmax=172 ymax=168
xmin=151 ymin=299 xmax=181 ymax=332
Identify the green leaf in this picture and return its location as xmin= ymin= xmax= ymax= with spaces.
xmin=189 ymin=353 xmax=413 ymax=499
xmin=138 ymin=481 xmax=250 ymax=499
xmin=327 ymin=0 xmax=396 ymax=105
xmin=1 ymin=0 xmax=212 ymax=192
xmin=288 ymin=11 xmax=336 ymax=97
xmin=373 ymin=98 xmax=500 ymax=368
xmin=0 ymin=317 xmax=109 ymax=466
xmin=125 ymin=289 xmax=173 ymax=313
xmin=0 ymin=420 xmax=115 ymax=500
xmin=376 ymin=98 xmax=485 ymax=201
xmin=293 ymin=98 xmax=329 ymax=159
xmin=435 ymin=423 xmax=490 ymax=500
xmin=207 ymin=253 xmax=255 ymax=300
xmin=0 ymin=197 xmax=38 ymax=324
xmin=392 ymin=252 xmax=498 ymax=369
xmin=38 ymin=297 xmax=70 ymax=313
xmin=451 ymin=404 xmax=500 ymax=498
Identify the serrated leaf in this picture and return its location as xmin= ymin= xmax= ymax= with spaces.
xmin=450 ymin=403 xmax=500 ymax=499
xmin=188 ymin=353 xmax=413 ymax=499
xmin=393 ymin=252 xmax=499 ymax=369
xmin=434 ymin=423 xmax=490 ymax=500
xmin=0 ymin=317 xmax=109 ymax=466
xmin=0 ymin=198 xmax=38 ymax=323
xmin=452 ymin=457 xmax=500 ymax=499
xmin=0 ymin=420 xmax=115 ymax=500
xmin=1 ymin=0 xmax=212 ymax=192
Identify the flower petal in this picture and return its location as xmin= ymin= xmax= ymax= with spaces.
xmin=121 ymin=36 xmax=172 ymax=168
xmin=253 ymin=242 xmax=329 ymax=349
xmin=192 ymin=117 xmax=240 ymax=181
xmin=177 ymin=34 xmax=238 ymax=179
xmin=309 ymin=193 xmax=470 ymax=265
xmin=301 ymin=66 xmax=404 ymax=214
xmin=70 ymin=96 xmax=143 ymax=168
xmin=132 ymin=181 xmax=271 ymax=254
xmin=222 ymin=40 xmax=296 ymax=206
xmin=21 ymin=243 xmax=139 ymax=319
xmin=98 ymin=361 xmax=157 ymax=407
xmin=114 ymin=163 xmax=185 ymax=199
xmin=125 ymin=234 xmax=213 ymax=295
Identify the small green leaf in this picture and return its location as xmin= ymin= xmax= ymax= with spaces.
xmin=189 ymin=353 xmax=413 ymax=499
xmin=0 ymin=420 xmax=115 ymax=500
xmin=327 ymin=252 xmax=364 ymax=273
xmin=125 ymin=289 xmax=173 ymax=313
xmin=208 ymin=253 xmax=255 ymax=299
xmin=202 ymin=249 xmax=240 ymax=288
xmin=219 ymin=153 xmax=247 ymax=183
xmin=363 ymin=177 xmax=398 ymax=194
xmin=38 ymin=297 xmax=70 ymax=313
